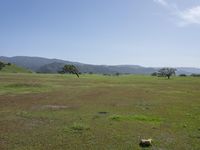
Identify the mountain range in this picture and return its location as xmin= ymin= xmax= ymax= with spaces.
xmin=0 ymin=56 xmax=200 ymax=75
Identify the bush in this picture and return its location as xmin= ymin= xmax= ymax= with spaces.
xmin=70 ymin=123 xmax=90 ymax=131
xmin=151 ymin=72 xmax=157 ymax=76
xmin=103 ymin=73 xmax=111 ymax=76
xmin=115 ymin=72 xmax=120 ymax=76
xmin=0 ymin=61 xmax=6 ymax=70
xmin=191 ymin=74 xmax=200 ymax=77
xmin=179 ymin=74 xmax=187 ymax=77
xmin=58 ymin=70 xmax=65 ymax=74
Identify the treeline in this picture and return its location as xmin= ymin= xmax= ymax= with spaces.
xmin=152 ymin=68 xmax=200 ymax=78
xmin=0 ymin=61 xmax=11 ymax=70
xmin=58 ymin=64 xmax=122 ymax=78
xmin=190 ymin=74 xmax=200 ymax=77
xmin=152 ymin=72 xmax=200 ymax=77
xmin=58 ymin=65 xmax=200 ymax=78
xmin=151 ymin=68 xmax=176 ymax=79
xmin=178 ymin=74 xmax=200 ymax=77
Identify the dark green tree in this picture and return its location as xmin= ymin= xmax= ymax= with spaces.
xmin=151 ymin=72 xmax=157 ymax=76
xmin=157 ymin=68 xmax=176 ymax=79
xmin=61 ymin=65 xmax=80 ymax=78
xmin=115 ymin=72 xmax=120 ymax=76
xmin=0 ymin=61 xmax=6 ymax=70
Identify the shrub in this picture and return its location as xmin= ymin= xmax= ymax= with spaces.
xmin=151 ymin=72 xmax=157 ymax=76
xmin=0 ymin=61 xmax=6 ymax=70
xmin=115 ymin=72 xmax=120 ymax=76
xmin=103 ymin=73 xmax=111 ymax=76
xmin=191 ymin=74 xmax=200 ymax=77
xmin=70 ymin=123 xmax=90 ymax=132
xmin=179 ymin=74 xmax=187 ymax=77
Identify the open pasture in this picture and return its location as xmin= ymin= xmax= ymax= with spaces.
xmin=0 ymin=73 xmax=200 ymax=150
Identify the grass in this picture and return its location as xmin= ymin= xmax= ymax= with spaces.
xmin=0 ymin=82 xmax=52 ymax=95
xmin=5 ymin=83 xmax=43 ymax=87
xmin=68 ymin=122 xmax=90 ymax=132
xmin=109 ymin=114 xmax=163 ymax=124
xmin=0 ymin=64 xmax=31 ymax=73
xmin=0 ymin=73 xmax=200 ymax=150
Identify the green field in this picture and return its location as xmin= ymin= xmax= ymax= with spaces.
xmin=0 ymin=73 xmax=200 ymax=150
xmin=0 ymin=64 xmax=32 ymax=73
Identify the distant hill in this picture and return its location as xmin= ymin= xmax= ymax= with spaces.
xmin=0 ymin=56 xmax=78 ymax=71
xmin=0 ymin=63 xmax=31 ymax=73
xmin=36 ymin=63 xmax=157 ymax=74
xmin=37 ymin=62 xmax=65 ymax=73
xmin=0 ymin=56 xmax=200 ymax=75
xmin=0 ymin=56 xmax=157 ymax=74
xmin=177 ymin=67 xmax=200 ymax=75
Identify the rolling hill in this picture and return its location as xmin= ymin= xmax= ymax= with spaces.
xmin=0 ymin=56 xmax=77 ymax=71
xmin=0 ymin=56 xmax=200 ymax=75
xmin=0 ymin=56 xmax=157 ymax=74
xmin=0 ymin=63 xmax=32 ymax=73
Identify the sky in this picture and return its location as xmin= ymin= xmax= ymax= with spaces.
xmin=0 ymin=0 xmax=200 ymax=67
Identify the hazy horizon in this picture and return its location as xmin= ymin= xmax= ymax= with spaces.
xmin=1 ymin=0 xmax=200 ymax=67
xmin=1 ymin=55 xmax=200 ymax=68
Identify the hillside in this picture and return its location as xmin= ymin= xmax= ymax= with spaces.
xmin=1 ymin=56 xmax=200 ymax=75
xmin=0 ymin=56 xmax=77 ymax=71
xmin=0 ymin=64 xmax=31 ymax=73
xmin=37 ymin=63 xmax=158 ymax=74
xmin=0 ymin=56 xmax=157 ymax=74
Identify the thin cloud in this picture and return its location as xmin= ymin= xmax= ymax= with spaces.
xmin=153 ymin=0 xmax=168 ymax=7
xmin=153 ymin=0 xmax=200 ymax=26
xmin=178 ymin=6 xmax=200 ymax=26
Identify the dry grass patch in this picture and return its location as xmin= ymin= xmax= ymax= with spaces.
xmin=109 ymin=114 xmax=163 ymax=124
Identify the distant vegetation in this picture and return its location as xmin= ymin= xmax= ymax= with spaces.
xmin=0 ymin=61 xmax=31 ymax=73
xmin=1 ymin=56 xmax=200 ymax=75
xmin=179 ymin=74 xmax=187 ymax=77
xmin=59 ymin=65 xmax=80 ymax=78
xmin=0 ymin=61 xmax=5 ymax=70
xmin=191 ymin=74 xmax=200 ymax=77
xmin=152 ymin=68 xmax=176 ymax=79
xmin=0 ymin=61 xmax=10 ymax=70
xmin=0 ymin=56 xmax=159 ymax=74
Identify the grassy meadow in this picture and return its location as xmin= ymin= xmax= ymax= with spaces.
xmin=0 ymin=64 xmax=32 ymax=73
xmin=0 ymin=73 xmax=200 ymax=150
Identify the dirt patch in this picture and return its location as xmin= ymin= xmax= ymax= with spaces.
xmin=32 ymin=104 xmax=78 ymax=110
xmin=43 ymin=105 xmax=69 ymax=109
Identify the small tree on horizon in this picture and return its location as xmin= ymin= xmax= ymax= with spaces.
xmin=0 ymin=61 xmax=6 ymax=70
xmin=151 ymin=72 xmax=157 ymax=76
xmin=61 ymin=65 xmax=80 ymax=78
xmin=157 ymin=68 xmax=176 ymax=79
xmin=115 ymin=72 xmax=120 ymax=76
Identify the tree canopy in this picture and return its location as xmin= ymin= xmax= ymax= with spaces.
xmin=157 ymin=68 xmax=176 ymax=79
xmin=61 ymin=65 xmax=80 ymax=78
xmin=0 ymin=61 xmax=6 ymax=70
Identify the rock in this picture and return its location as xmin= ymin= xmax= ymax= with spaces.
xmin=139 ymin=139 xmax=152 ymax=147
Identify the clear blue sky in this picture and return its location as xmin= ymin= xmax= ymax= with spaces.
xmin=0 ymin=0 xmax=200 ymax=67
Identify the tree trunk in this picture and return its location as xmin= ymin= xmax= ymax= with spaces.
xmin=75 ymin=73 xmax=79 ymax=78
